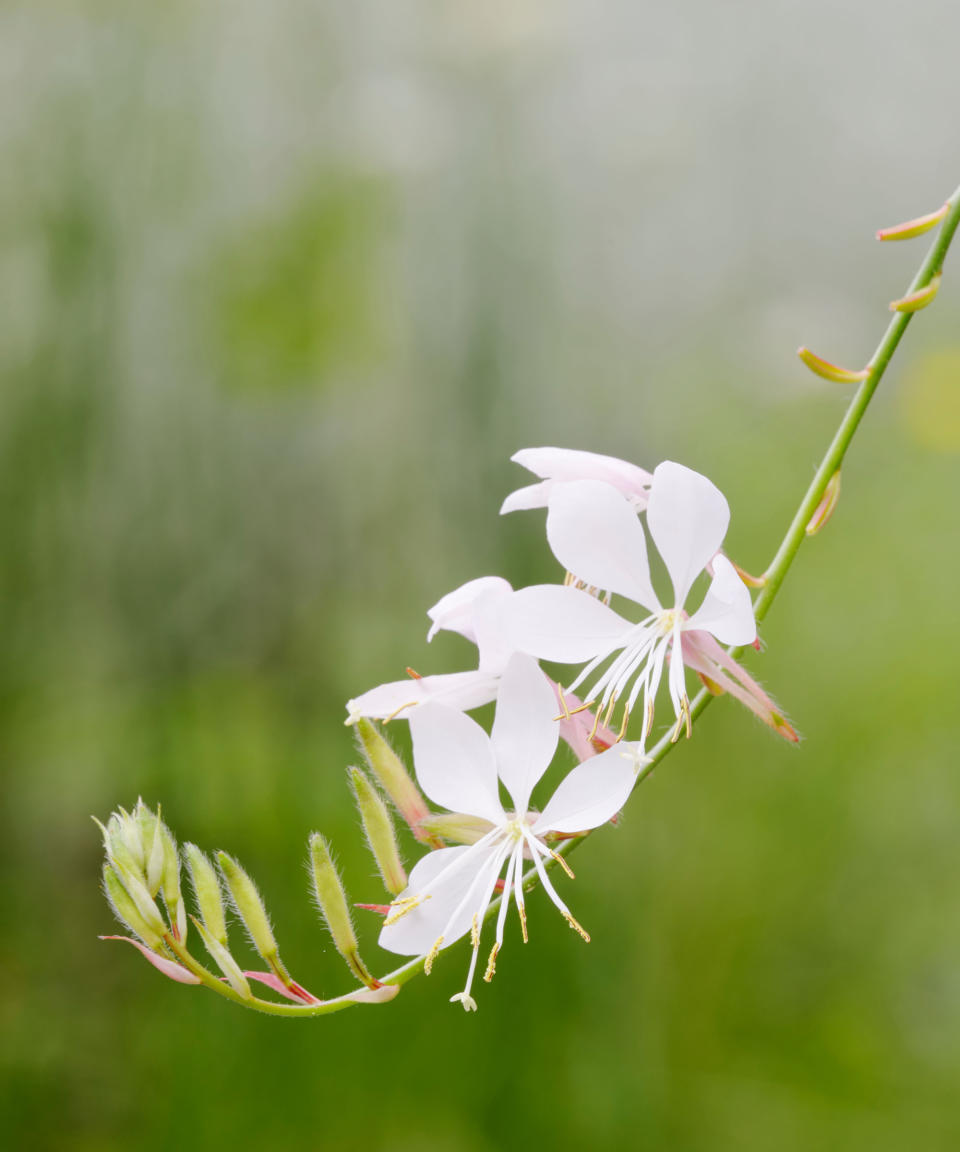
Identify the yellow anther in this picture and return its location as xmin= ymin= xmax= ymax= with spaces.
xmin=382 ymin=893 xmax=429 ymax=927
xmin=483 ymin=943 xmax=500 ymax=983
xmin=470 ymin=914 xmax=480 ymax=949
xmin=564 ymin=913 xmax=591 ymax=942
xmin=424 ymin=935 xmax=444 ymax=975
xmin=617 ymin=708 xmax=631 ymax=742
xmin=548 ymin=849 xmax=575 ymax=879
xmin=518 ymin=903 xmax=529 ymax=944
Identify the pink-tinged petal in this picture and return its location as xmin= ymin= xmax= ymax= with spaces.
xmin=490 ymin=654 xmax=559 ymax=813
xmin=547 ymin=481 xmax=660 ymax=609
xmin=681 ymin=632 xmax=798 ymax=742
xmin=379 ymin=843 xmax=503 ymax=955
xmin=685 ymin=554 xmax=756 ymax=645
xmin=347 ymin=670 xmax=500 ymax=722
xmin=409 ymin=705 xmax=504 ymax=823
xmin=504 ymin=447 xmax=652 ymax=507
xmin=427 ymin=577 xmax=513 ymax=643
xmin=647 ymin=462 xmax=730 ymax=606
xmin=498 ymin=584 xmax=633 ymax=665
xmin=100 ymin=935 xmax=201 ymax=985
xmin=532 ymin=742 xmax=643 ymax=835
xmin=554 ymin=684 xmax=617 ymax=759
xmin=244 ymin=971 xmax=322 ymax=1004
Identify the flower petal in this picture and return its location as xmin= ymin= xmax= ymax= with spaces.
xmin=99 ymin=935 xmax=202 ymax=985
xmin=685 ymin=554 xmax=756 ymax=644
xmin=490 ymin=654 xmax=559 ymax=813
xmin=244 ymin=972 xmax=321 ymax=1004
xmin=546 ymin=480 xmax=661 ymax=608
xmin=498 ymin=584 xmax=633 ymax=664
xmin=347 ymin=670 xmax=500 ymax=722
xmin=532 ymin=742 xmax=643 ymax=835
xmin=503 ymin=446 xmax=652 ymax=510
xmin=500 ymin=480 xmax=552 ymax=514
xmin=427 ymin=577 xmax=513 ymax=643
xmin=378 ymin=843 xmax=502 ymax=956
xmin=647 ymin=461 xmax=730 ymax=606
xmin=409 ymin=704 xmax=504 ymax=823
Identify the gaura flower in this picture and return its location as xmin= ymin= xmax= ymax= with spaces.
xmin=346 ymin=574 xmax=621 ymax=758
xmin=378 ymin=653 xmax=643 ymax=1011
xmin=500 ymin=446 xmax=652 ymax=515
xmin=345 ymin=577 xmax=513 ymax=724
xmin=498 ymin=462 xmax=758 ymax=746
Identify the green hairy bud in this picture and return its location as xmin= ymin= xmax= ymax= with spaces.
xmin=349 ymin=767 xmax=407 ymax=896
xmin=216 ymin=852 xmax=279 ymax=964
xmin=184 ymin=843 xmax=228 ymax=946
xmin=309 ymin=833 xmax=376 ymax=987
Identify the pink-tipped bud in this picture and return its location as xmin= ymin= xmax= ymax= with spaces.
xmin=877 ymin=203 xmax=948 ymax=242
xmin=806 ymin=469 xmax=841 ymax=536
xmin=890 ymin=274 xmax=942 ymax=313
xmin=355 ymin=718 xmax=435 ymax=845
xmin=797 ymin=347 xmax=869 ymax=384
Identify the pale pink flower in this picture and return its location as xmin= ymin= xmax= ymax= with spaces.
xmin=499 ymin=462 xmax=759 ymax=746
xmin=500 ymin=446 xmax=652 ymax=515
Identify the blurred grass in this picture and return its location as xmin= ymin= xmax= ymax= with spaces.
xmin=3 ymin=3 xmax=960 ymax=1150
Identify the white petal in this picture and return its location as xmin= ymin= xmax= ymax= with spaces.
xmin=497 ymin=584 xmax=632 ymax=664
xmin=533 ymin=742 xmax=643 ymax=834
xmin=684 ymin=554 xmax=757 ymax=645
xmin=490 ymin=654 xmax=559 ymax=813
xmin=427 ymin=576 xmax=513 ymax=643
xmin=546 ymin=480 xmax=661 ymax=609
xmin=378 ymin=844 xmax=500 ymax=956
xmin=500 ymin=481 xmax=552 ymax=514
xmin=471 ymin=586 xmax=517 ymax=674
xmin=346 ymin=670 xmax=500 ymax=722
xmin=510 ymin=446 xmax=652 ymax=494
xmin=647 ymin=461 xmax=730 ymax=606
xmin=409 ymin=704 xmax=505 ymax=823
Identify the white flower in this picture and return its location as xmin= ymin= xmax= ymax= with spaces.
xmin=500 ymin=447 xmax=652 ymax=515
xmin=378 ymin=653 xmax=642 ymax=1011
xmin=346 ymin=577 xmax=513 ymax=723
xmin=498 ymin=461 xmax=757 ymax=746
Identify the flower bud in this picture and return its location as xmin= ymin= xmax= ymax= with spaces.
xmin=876 ymin=203 xmax=948 ymax=242
xmin=797 ymin=347 xmax=869 ymax=384
xmin=416 ymin=812 xmax=493 ymax=845
xmin=135 ymin=800 xmax=165 ymax=895
xmin=890 ymin=273 xmax=942 ymax=313
xmin=108 ymin=858 xmax=169 ymax=940
xmin=190 ymin=916 xmax=252 ymax=999
xmin=309 ymin=833 xmax=377 ymax=988
xmin=349 ymin=768 xmax=407 ymax=896
xmin=354 ymin=719 xmax=433 ymax=843
xmin=103 ymin=863 xmax=164 ymax=949
xmin=806 ymin=469 xmax=841 ymax=536
xmin=216 ymin=852 xmax=279 ymax=966
xmin=184 ymin=843 xmax=228 ymax=947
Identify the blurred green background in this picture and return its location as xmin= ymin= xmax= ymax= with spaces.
xmin=3 ymin=2 xmax=960 ymax=1149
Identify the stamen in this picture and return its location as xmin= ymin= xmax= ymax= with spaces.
xmin=617 ymin=707 xmax=631 ymax=742
xmin=383 ymin=700 xmax=417 ymax=723
xmin=564 ymin=912 xmax=591 ymax=942
xmin=424 ymin=935 xmax=444 ymax=975
xmin=405 ymin=667 xmax=422 ymax=680
xmin=548 ymin=849 xmax=575 ymax=879
xmin=483 ymin=943 xmax=500 ymax=983
xmin=470 ymin=914 xmax=480 ymax=949
xmin=517 ymin=901 xmax=529 ymax=943
xmin=382 ymin=893 xmax=430 ymax=926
